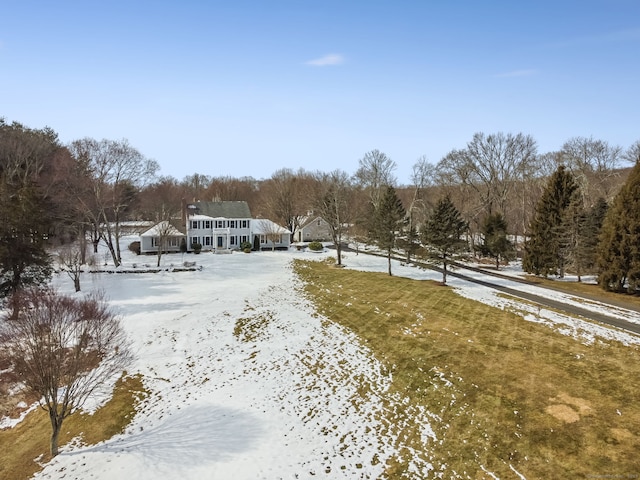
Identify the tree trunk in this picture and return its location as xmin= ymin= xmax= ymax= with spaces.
xmin=105 ymin=239 xmax=119 ymax=266
xmin=74 ymin=275 xmax=81 ymax=292
xmin=49 ymin=413 xmax=62 ymax=457
xmin=442 ymin=260 xmax=448 ymax=285
xmin=79 ymin=232 xmax=87 ymax=265
xmin=336 ymin=244 xmax=342 ymax=266
xmin=93 ymin=239 xmax=99 ymax=254
xmin=387 ymin=250 xmax=392 ymax=276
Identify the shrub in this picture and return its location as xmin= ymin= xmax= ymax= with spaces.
xmin=308 ymin=241 xmax=324 ymax=252
xmin=128 ymin=241 xmax=140 ymax=255
xmin=192 ymin=242 xmax=202 ymax=254
xmin=240 ymin=241 xmax=252 ymax=251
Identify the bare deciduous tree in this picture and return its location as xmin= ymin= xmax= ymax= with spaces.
xmin=1 ymin=288 xmax=132 ymax=457
xmin=437 ymin=132 xmax=538 ymax=218
xmin=260 ymin=168 xmax=309 ymax=240
xmin=623 ymin=139 xmax=640 ymax=166
xmin=313 ymin=170 xmax=353 ymax=266
xmin=58 ymin=244 xmax=85 ymax=292
xmin=354 ymin=149 xmax=397 ymax=210
xmin=68 ymin=138 xmax=158 ymax=267
xmin=182 ymin=173 xmax=212 ymax=201
xmin=560 ymin=136 xmax=623 ymax=204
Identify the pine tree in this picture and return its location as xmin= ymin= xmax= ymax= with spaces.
xmin=597 ymin=162 xmax=640 ymax=293
xmin=523 ymin=165 xmax=578 ymax=276
xmin=480 ymin=212 xmax=514 ymax=270
xmin=421 ymin=196 xmax=468 ymax=284
xmin=584 ymin=198 xmax=608 ymax=271
xmin=370 ymin=185 xmax=406 ymax=275
xmin=397 ymin=223 xmax=420 ymax=264
xmin=557 ymin=192 xmax=587 ymax=279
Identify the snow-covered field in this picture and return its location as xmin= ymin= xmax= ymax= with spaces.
xmin=8 ymin=244 xmax=640 ymax=479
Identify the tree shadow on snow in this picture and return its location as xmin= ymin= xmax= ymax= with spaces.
xmin=68 ymin=405 xmax=264 ymax=465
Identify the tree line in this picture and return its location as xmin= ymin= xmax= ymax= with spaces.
xmin=2 ymin=118 xmax=640 ymax=295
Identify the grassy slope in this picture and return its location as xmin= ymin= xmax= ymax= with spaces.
xmin=295 ymin=259 xmax=640 ymax=479
xmin=0 ymin=374 xmax=147 ymax=480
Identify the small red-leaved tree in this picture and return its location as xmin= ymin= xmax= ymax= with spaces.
xmin=0 ymin=288 xmax=132 ymax=457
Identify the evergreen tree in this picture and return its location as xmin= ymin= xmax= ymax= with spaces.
xmin=597 ymin=163 xmax=640 ymax=293
xmin=523 ymin=165 xmax=578 ymax=276
xmin=0 ymin=120 xmax=60 ymax=300
xmin=480 ymin=212 xmax=514 ymax=270
xmin=421 ymin=196 xmax=468 ymax=284
xmin=557 ymin=192 xmax=587 ymax=279
xmin=397 ymin=223 xmax=420 ymax=264
xmin=370 ymin=185 xmax=406 ymax=275
xmin=585 ymin=198 xmax=608 ymax=269
xmin=570 ymin=197 xmax=609 ymax=280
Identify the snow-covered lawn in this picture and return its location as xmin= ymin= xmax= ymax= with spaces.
xmin=33 ymin=249 xmax=412 ymax=479
xmin=9 ymin=245 xmax=639 ymax=479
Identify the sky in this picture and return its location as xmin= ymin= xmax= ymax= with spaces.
xmin=2 ymin=0 xmax=639 ymax=184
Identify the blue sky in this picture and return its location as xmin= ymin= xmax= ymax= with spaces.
xmin=2 ymin=1 xmax=639 ymax=183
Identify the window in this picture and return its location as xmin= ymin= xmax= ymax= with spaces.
xmin=169 ymin=238 xmax=179 ymax=247
xmin=191 ymin=220 xmax=199 ymax=229
xmin=260 ymin=235 xmax=267 ymax=244
xmin=204 ymin=220 xmax=212 ymax=229
xmin=203 ymin=236 xmax=211 ymax=246
xmin=229 ymin=220 xmax=237 ymax=228
xmin=241 ymin=235 xmax=248 ymax=244
xmin=241 ymin=220 xmax=248 ymax=228
xmin=317 ymin=219 xmax=321 ymax=226
xmin=191 ymin=236 xmax=199 ymax=246
xmin=230 ymin=236 xmax=237 ymax=246
xmin=151 ymin=238 xmax=159 ymax=247
xmin=215 ymin=220 xmax=224 ymax=229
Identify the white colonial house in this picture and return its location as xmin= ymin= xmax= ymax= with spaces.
xmin=185 ymin=200 xmax=291 ymax=252
xmin=138 ymin=201 xmax=292 ymax=254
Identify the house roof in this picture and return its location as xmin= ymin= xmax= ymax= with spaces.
xmin=187 ymin=201 xmax=251 ymax=219
xmin=298 ymin=215 xmax=327 ymax=229
xmin=252 ymin=219 xmax=292 ymax=235
xmin=140 ymin=221 xmax=185 ymax=237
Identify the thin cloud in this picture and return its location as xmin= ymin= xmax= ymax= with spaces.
xmin=494 ymin=69 xmax=538 ymax=78
xmin=305 ymin=53 xmax=345 ymax=67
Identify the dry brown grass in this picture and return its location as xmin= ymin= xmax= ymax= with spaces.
xmin=295 ymin=259 xmax=640 ymax=479
xmin=0 ymin=373 xmax=147 ymax=480
xmin=524 ymin=274 xmax=640 ymax=310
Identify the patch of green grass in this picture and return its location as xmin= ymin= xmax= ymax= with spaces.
xmin=0 ymin=373 xmax=148 ymax=480
xmin=294 ymin=260 xmax=640 ymax=479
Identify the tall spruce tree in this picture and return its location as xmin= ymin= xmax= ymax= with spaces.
xmin=421 ymin=196 xmax=468 ymax=284
xmin=480 ymin=212 xmax=513 ymax=270
xmin=571 ymin=197 xmax=609 ymax=280
xmin=370 ymin=185 xmax=406 ymax=275
xmin=557 ymin=192 xmax=587 ymax=279
xmin=585 ymin=198 xmax=608 ymax=269
xmin=523 ymin=165 xmax=578 ymax=276
xmin=597 ymin=162 xmax=640 ymax=293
